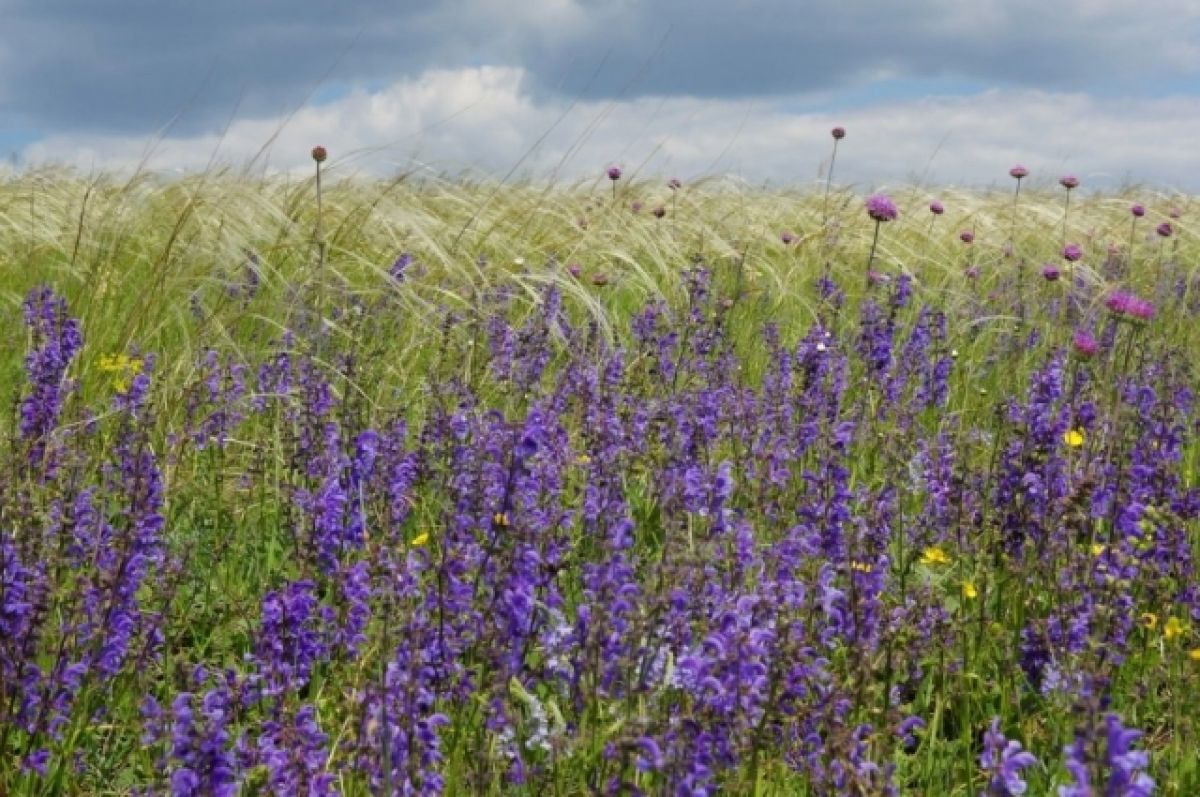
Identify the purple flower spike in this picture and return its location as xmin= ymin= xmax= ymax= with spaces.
xmin=1010 ymin=164 xmax=1029 ymax=179
xmin=865 ymin=194 xmax=898 ymax=222
xmin=929 ymin=200 xmax=944 ymax=215
xmin=1061 ymin=243 xmax=1083 ymax=262
xmin=1130 ymin=203 xmax=1146 ymax=218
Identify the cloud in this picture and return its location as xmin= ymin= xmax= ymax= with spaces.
xmin=20 ymin=66 xmax=1200 ymax=190
xmin=2 ymin=0 xmax=1199 ymax=136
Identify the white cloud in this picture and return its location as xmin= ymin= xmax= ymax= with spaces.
xmin=20 ymin=66 xmax=1200 ymax=190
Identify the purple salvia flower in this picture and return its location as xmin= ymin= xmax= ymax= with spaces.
xmin=980 ymin=717 xmax=1038 ymax=796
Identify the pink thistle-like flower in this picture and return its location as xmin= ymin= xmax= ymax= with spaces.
xmin=1130 ymin=203 xmax=1146 ymax=218
xmin=780 ymin=230 xmax=797 ymax=245
xmin=831 ymin=126 xmax=846 ymax=140
xmin=606 ymin=166 xmax=622 ymax=181
xmin=1062 ymin=243 xmax=1083 ymax=262
xmin=960 ymin=230 xmax=975 ymax=244
xmin=311 ymin=146 xmax=328 ymax=163
xmin=1009 ymin=164 xmax=1029 ymax=179
xmin=1041 ymin=264 xmax=1061 ymax=281
xmin=1105 ymin=290 xmax=1155 ymax=321
xmin=668 ymin=178 xmax=682 ymax=190
xmin=929 ymin=200 xmax=945 ymax=215
xmin=1059 ymin=175 xmax=1079 ymax=189
xmin=865 ymin=194 xmax=898 ymax=222
xmin=1072 ymin=330 xmax=1099 ymax=358
xmin=965 ymin=266 xmax=980 ymax=279
xmin=1156 ymin=221 xmax=1173 ymax=238
xmin=1168 ymin=206 xmax=1183 ymax=219
xmin=652 ymin=206 xmax=666 ymax=219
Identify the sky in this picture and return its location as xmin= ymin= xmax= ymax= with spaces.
xmin=3 ymin=0 xmax=1200 ymax=189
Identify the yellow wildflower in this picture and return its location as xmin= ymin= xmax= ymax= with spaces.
xmin=410 ymin=532 xmax=429 ymax=547
xmin=962 ymin=581 xmax=978 ymax=600
xmin=97 ymin=353 xmax=143 ymax=392
xmin=920 ymin=546 xmax=950 ymax=566
xmin=1189 ymin=648 xmax=1200 ymax=662
xmin=850 ymin=561 xmax=873 ymax=573
xmin=1139 ymin=613 xmax=1157 ymax=630
xmin=493 ymin=512 xmax=510 ymax=528
xmin=1063 ymin=429 xmax=1085 ymax=448
xmin=1090 ymin=543 xmax=1106 ymax=557
xmin=576 ymin=454 xmax=592 ymax=465
xmin=1164 ymin=616 xmax=1185 ymax=640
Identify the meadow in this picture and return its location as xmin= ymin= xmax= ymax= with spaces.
xmin=0 ymin=151 xmax=1197 ymax=795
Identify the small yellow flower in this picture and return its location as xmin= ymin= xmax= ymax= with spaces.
xmin=1140 ymin=613 xmax=1158 ymax=630
xmin=97 ymin=353 xmax=144 ymax=392
xmin=576 ymin=454 xmax=592 ymax=465
xmin=1164 ymin=616 xmax=1186 ymax=640
xmin=1090 ymin=543 xmax=1106 ymax=557
xmin=962 ymin=580 xmax=978 ymax=600
xmin=410 ymin=532 xmax=430 ymax=547
xmin=1189 ymin=648 xmax=1200 ymax=662
xmin=1063 ymin=429 xmax=1085 ymax=448
xmin=493 ymin=512 xmax=510 ymax=528
xmin=850 ymin=561 xmax=873 ymax=573
xmin=920 ymin=546 xmax=950 ymax=566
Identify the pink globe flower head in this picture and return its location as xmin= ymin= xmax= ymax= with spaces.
xmin=1059 ymin=175 xmax=1079 ymax=190
xmin=567 ymin=262 xmax=582 ymax=278
xmin=630 ymin=201 xmax=643 ymax=213
xmin=1009 ymin=164 xmax=1029 ymax=179
xmin=311 ymin=145 xmax=328 ymax=163
xmin=780 ymin=230 xmax=797 ymax=245
xmin=668 ymin=178 xmax=682 ymax=190
xmin=831 ymin=126 xmax=846 ymax=140
xmin=1168 ymin=206 xmax=1183 ymax=219
xmin=1105 ymin=290 xmax=1155 ymax=321
xmin=1130 ymin=203 xmax=1146 ymax=218
xmin=965 ymin=266 xmax=980 ymax=280
xmin=1041 ymin=263 xmax=1061 ymax=281
xmin=867 ymin=269 xmax=888 ymax=285
xmin=652 ymin=206 xmax=666 ymax=219
xmin=1072 ymin=330 xmax=1099 ymax=358
xmin=865 ymin=193 xmax=898 ymax=223
xmin=606 ymin=166 xmax=622 ymax=181
xmin=929 ymin=200 xmax=945 ymax=215
xmin=1062 ymin=243 xmax=1083 ymax=262
xmin=1156 ymin=221 xmax=1173 ymax=238
xmin=960 ymin=230 xmax=975 ymax=244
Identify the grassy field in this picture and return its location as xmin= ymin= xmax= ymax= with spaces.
xmin=1 ymin=163 xmax=1197 ymax=795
